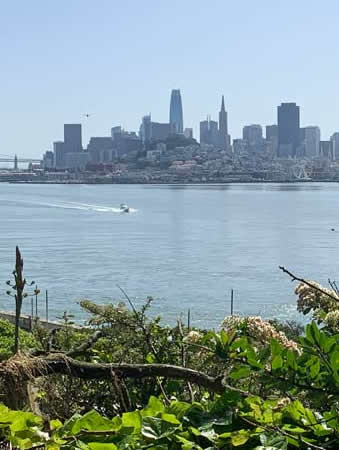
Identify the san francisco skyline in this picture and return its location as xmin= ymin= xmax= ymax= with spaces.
xmin=2 ymin=0 xmax=339 ymax=157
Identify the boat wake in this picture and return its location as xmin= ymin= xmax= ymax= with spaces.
xmin=37 ymin=201 xmax=137 ymax=213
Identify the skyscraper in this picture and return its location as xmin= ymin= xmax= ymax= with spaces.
xmin=218 ymin=95 xmax=229 ymax=150
xmin=64 ymin=124 xmax=82 ymax=153
xmin=169 ymin=89 xmax=184 ymax=134
xmin=277 ymin=103 xmax=300 ymax=157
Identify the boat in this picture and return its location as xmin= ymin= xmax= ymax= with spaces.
xmin=120 ymin=203 xmax=130 ymax=213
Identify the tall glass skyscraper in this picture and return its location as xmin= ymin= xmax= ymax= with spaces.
xmin=169 ymin=89 xmax=183 ymax=134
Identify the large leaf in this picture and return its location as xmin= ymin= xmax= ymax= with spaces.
xmin=71 ymin=410 xmax=119 ymax=434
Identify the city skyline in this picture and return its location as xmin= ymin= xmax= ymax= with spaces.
xmin=2 ymin=1 xmax=339 ymax=157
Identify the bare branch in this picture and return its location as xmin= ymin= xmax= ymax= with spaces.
xmin=279 ymin=266 xmax=339 ymax=303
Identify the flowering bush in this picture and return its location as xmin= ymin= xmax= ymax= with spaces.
xmin=221 ymin=315 xmax=300 ymax=353
xmin=295 ymin=281 xmax=339 ymax=331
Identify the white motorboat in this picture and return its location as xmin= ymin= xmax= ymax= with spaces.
xmin=120 ymin=203 xmax=130 ymax=213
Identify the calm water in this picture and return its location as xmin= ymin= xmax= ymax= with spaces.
xmin=0 ymin=182 xmax=338 ymax=328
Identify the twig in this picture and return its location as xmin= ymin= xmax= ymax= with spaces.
xmin=279 ymin=266 xmax=339 ymax=303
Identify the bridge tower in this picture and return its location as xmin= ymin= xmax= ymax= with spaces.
xmin=14 ymin=155 xmax=18 ymax=170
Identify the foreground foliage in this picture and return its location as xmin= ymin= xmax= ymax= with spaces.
xmin=0 ymin=320 xmax=338 ymax=449
xmin=0 ymin=250 xmax=338 ymax=448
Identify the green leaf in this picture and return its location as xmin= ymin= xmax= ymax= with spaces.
xmin=146 ymin=353 xmax=155 ymax=363
xmin=161 ymin=413 xmax=180 ymax=425
xmin=272 ymin=355 xmax=283 ymax=370
xmin=88 ymin=444 xmax=117 ymax=450
xmin=258 ymin=432 xmax=288 ymax=449
xmin=142 ymin=396 xmax=165 ymax=417
xmin=330 ymin=350 xmax=339 ymax=372
xmin=271 ymin=339 xmax=283 ymax=357
xmin=231 ymin=430 xmax=251 ymax=446
xmin=71 ymin=410 xmax=119 ymax=434
xmin=50 ymin=419 xmax=63 ymax=430
xmin=122 ymin=411 xmax=142 ymax=433
xmin=310 ymin=360 xmax=320 ymax=379
xmin=310 ymin=321 xmax=321 ymax=345
xmin=168 ymin=400 xmax=191 ymax=419
xmin=230 ymin=366 xmax=251 ymax=380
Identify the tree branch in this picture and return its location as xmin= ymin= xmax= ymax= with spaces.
xmin=279 ymin=266 xmax=339 ymax=303
xmin=0 ymin=355 xmax=246 ymax=396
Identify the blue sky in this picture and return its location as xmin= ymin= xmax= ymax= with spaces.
xmin=1 ymin=0 xmax=339 ymax=157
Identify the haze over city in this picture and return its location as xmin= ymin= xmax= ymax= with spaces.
xmin=2 ymin=0 xmax=339 ymax=158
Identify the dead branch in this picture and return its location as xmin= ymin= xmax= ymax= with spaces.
xmin=279 ymin=266 xmax=339 ymax=303
xmin=0 ymin=355 xmax=246 ymax=396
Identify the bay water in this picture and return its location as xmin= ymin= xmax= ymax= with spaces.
xmin=0 ymin=182 xmax=338 ymax=328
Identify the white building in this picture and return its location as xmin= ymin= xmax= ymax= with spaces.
xmin=304 ymin=126 xmax=320 ymax=157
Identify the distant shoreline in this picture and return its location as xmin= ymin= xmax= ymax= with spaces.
xmin=3 ymin=179 xmax=339 ymax=185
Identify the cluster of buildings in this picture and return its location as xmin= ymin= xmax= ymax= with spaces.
xmin=33 ymin=90 xmax=339 ymax=182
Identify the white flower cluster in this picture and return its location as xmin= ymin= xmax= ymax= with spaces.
xmin=323 ymin=310 xmax=339 ymax=332
xmin=183 ymin=330 xmax=202 ymax=344
xmin=295 ymin=281 xmax=339 ymax=330
xmin=221 ymin=315 xmax=300 ymax=353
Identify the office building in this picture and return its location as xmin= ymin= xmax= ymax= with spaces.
xmin=64 ymin=124 xmax=82 ymax=153
xmin=266 ymin=124 xmax=278 ymax=155
xmin=200 ymin=117 xmax=219 ymax=146
xmin=320 ymin=141 xmax=333 ymax=160
xmin=87 ymin=137 xmax=116 ymax=163
xmin=169 ymin=89 xmax=184 ymax=134
xmin=243 ymin=124 xmax=263 ymax=146
xmin=303 ymin=126 xmax=320 ymax=158
xmin=277 ymin=103 xmax=300 ymax=157
xmin=53 ymin=141 xmax=66 ymax=168
xmin=111 ymin=126 xmax=142 ymax=156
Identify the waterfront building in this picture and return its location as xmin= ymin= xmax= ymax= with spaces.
xmin=169 ymin=89 xmax=184 ymax=134
xmin=277 ymin=103 xmax=300 ymax=157
xmin=330 ymin=133 xmax=339 ymax=160
xmin=200 ymin=117 xmax=219 ymax=146
xmin=64 ymin=124 xmax=82 ymax=153
xmin=218 ymin=95 xmax=229 ymax=150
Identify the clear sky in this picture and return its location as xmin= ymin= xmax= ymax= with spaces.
xmin=1 ymin=0 xmax=339 ymax=158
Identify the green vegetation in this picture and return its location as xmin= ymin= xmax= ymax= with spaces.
xmin=0 ymin=250 xmax=338 ymax=448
